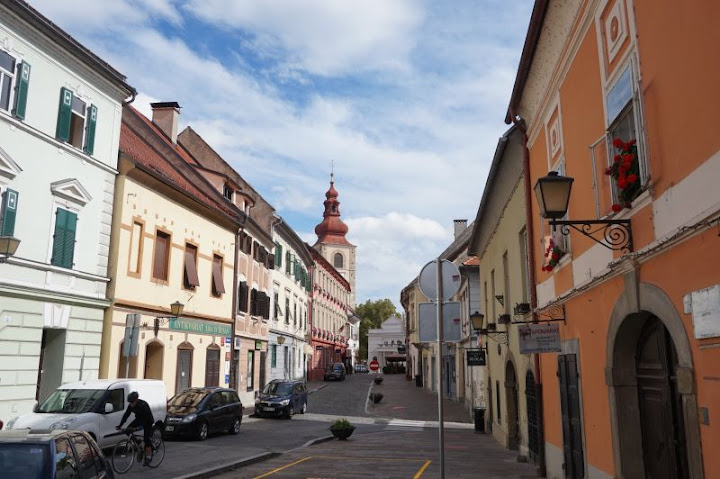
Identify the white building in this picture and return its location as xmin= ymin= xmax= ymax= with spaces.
xmin=269 ymin=218 xmax=312 ymax=381
xmin=367 ymin=315 xmax=406 ymax=372
xmin=0 ymin=0 xmax=134 ymax=420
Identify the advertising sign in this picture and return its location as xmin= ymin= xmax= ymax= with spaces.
xmin=168 ymin=318 xmax=231 ymax=336
xmin=518 ymin=324 xmax=561 ymax=354
xmin=466 ymin=349 xmax=486 ymax=366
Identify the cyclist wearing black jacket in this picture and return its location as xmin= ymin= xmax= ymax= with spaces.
xmin=117 ymin=391 xmax=155 ymax=466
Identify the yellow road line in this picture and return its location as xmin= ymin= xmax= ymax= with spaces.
xmin=253 ymin=456 xmax=314 ymax=478
xmin=311 ymin=455 xmax=427 ymax=463
xmin=413 ymin=460 xmax=432 ymax=478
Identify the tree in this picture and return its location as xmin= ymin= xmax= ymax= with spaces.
xmin=356 ymin=299 xmax=398 ymax=361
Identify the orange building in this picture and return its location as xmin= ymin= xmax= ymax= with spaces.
xmin=506 ymin=1 xmax=719 ymax=478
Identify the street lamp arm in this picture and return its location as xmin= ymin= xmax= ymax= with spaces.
xmin=549 ymin=219 xmax=633 ymax=253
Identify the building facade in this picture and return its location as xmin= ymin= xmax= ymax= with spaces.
xmin=99 ymin=104 xmax=242 ymax=400
xmin=507 ymin=1 xmax=720 ymax=477
xmin=269 ymin=218 xmax=312 ymax=381
xmin=0 ymin=0 xmax=134 ymax=420
xmin=367 ymin=315 xmax=406 ymax=372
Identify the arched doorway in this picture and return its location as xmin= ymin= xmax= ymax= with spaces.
xmin=144 ymin=341 xmax=164 ymax=379
xmin=608 ymin=281 xmax=703 ymax=479
xmin=525 ymin=369 xmax=540 ymax=462
xmin=635 ymin=316 xmax=689 ymax=479
xmin=117 ymin=341 xmax=138 ymax=378
xmin=505 ymin=361 xmax=519 ymax=450
xmin=176 ymin=342 xmax=194 ymax=393
xmin=205 ymin=344 xmax=221 ymax=387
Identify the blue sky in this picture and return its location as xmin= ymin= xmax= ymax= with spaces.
xmin=29 ymin=0 xmax=533 ymax=308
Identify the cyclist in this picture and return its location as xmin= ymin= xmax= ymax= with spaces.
xmin=116 ymin=391 xmax=155 ymax=466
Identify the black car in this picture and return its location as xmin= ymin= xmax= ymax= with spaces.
xmin=255 ymin=380 xmax=308 ymax=418
xmin=324 ymin=362 xmax=347 ymax=381
xmin=0 ymin=428 xmax=114 ymax=478
xmin=164 ymin=387 xmax=243 ymax=441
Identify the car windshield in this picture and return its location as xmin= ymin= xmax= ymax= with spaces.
xmin=0 ymin=443 xmax=49 ymax=478
xmin=334 ymin=364 xmax=344 ymax=371
xmin=262 ymin=382 xmax=293 ymax=396
xmin=168 ymin=389 xmax=209 ymax=412
xmin=37 ymin=389 xmax=105 ymax=414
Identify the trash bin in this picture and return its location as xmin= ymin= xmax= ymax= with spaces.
xmin=473 ymin=407 xmax=485 ymax=433
xmin=415 ymin=374 xmax=423 ymax=387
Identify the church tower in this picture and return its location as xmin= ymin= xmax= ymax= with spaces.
xmin=313 ymin=173 xmax=357 ymax=307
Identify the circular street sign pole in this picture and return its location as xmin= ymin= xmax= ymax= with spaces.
xmin=435 ymin=257 xmax=445 ymax=479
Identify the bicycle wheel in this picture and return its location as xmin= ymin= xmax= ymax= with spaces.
xmin=148 ymin=436 xmax=165 ymax=468
xmin=112 ymin=439 xmax=136 ymax=474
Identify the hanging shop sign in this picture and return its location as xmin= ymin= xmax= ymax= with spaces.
xmin=518 ymin=323 xmax=561 ymax=354
xmin=466 ymin=349 xmax=486 ymax=366
xmin=168 ymin=318 xmax=231 ymax=337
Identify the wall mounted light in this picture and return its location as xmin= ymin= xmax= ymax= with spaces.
xmin=0 ymin=236 xmax=20 ymax=263
xmin=154 ymin=301 xmax=184 ymax=336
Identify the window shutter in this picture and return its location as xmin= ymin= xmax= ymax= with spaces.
xmin=250 ymin=289 xmax=258 ymax=316
xmin=56 ymin=87 xmax=73 ymax=142
xmin=285 ymin=251 xmax=291 ymax=273
xmin=0 ymin=189 xmax=19 ymax=236
xmin=275 ymin=244 xmax=282 ymax=267
xmin=238 ymin=282 xmax=248 ymax=312
xmin=62 ymin=210 xmax=77 ymax=269
xmin=267 ymin=253 xmax=274 ymax=270
xmin=51 ymin=208 xmax=76 ymax=268
xmin=12 ymin=61 xmax=30 ymax=120
xmin=84 ymin=105 xmax=97 ymax=155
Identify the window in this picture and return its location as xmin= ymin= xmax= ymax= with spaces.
xmin=519 ymin=228 xmax=530 ymax=303
xmin=211 ymin=254 xmax=225 ymax=297
xmin=55 ymin=438 xmax=78 ymax=479
xmin=502 ymin=251 xmax=510 ymax=314
xmin=56 ymin=88 xmax=97 ymax=155
xmin=285 ymin=297 xmax=290 ymax=324
xmin=238 ymin=281 xmax=248 ymax=313
xmin=604 ymin=63 xmax=647 ymax=207
xmin=285 ymin=251 xmax=291 ymax=274
xmin=246 ymin=350 xmax=254 ymax=391
xmin=223 ymin=184 xmax=233 ymax=201
xmin=51 ymin=208 xmax=77 ymax=269
xmin=250 ymin=288 xmax=258 ymax=316
xmin=293 ymin=301 xmax=297 ymax=326
xmin=275 ymin=243 xmax=283 ymax=268
xmin=271 ymin=344 xmax=277 ymax=368
xmin=128 ymin=221 xmax=143 ymax=274
xmin=183 ymin=244 xmax=199 ymax=290
xmin=490 ymin=270 xmax=496 ymax=323
xmin=107 ymin=388 xmax=124 ymax=412
xmin=273 ymin=291 xmax=279 ymax=320
xmin=152 ymin=231 xmax=170 ymax=281
xmin=496 ymin=380 xmax=501 ymax=422
xmin=71 ymin=433 xmax=98 ymax=477
xmin=0 ymin=188 xmax=19 ymax=236
xmin=334 ymin=252 xmax=343 ymax=268
xmin=1 ymin=51 xmax=30 ymax=119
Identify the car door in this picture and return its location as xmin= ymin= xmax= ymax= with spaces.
xmin=71 ymin=433 xmax=101 ymax=479
xmin=54 ymin=437 xmax=80 ymax=479
xmin=206 ymin=392 xmax=225 ymax=432
xmin=293 ymin=384 xmax=303 ymax=412
xmin=97 ymin=387 xmax=125 ymax=447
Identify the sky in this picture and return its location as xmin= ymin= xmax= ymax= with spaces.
xmin=28 ymin=0 xmax=533 ymax=309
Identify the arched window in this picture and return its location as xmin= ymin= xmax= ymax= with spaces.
xmin=333 ymin=253 xmax=344 ymax=269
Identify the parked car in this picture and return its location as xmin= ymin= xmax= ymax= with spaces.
xmin=5 ymin=379 xmax=167 ymax=449
xmin=354 ymin=363 xmax=369 ymax=374
xmin=164 ymin=387 xmax=243 ymax=441
xmin=0 ymin=428 xmax=114 ymax=478
xmin=255 ymin=380 xmax=308 ymax=419
xmin=324 ymin=363 xmax=347 ymax=381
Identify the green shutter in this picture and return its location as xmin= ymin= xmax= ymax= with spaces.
xmin=275 ymin=243 xmax=282 ymax=267
xmin=56 ymin=87 xmax=73 ymax=142
xmin=51 ymin=208 xmax=77 ymax=268
xmin=285 ymin=251 xmax=291 ymax=273
xmin=12 ymin=61 xmax=30 ymax=120
xmin=84 ymin=104 xmax=97 ymax=155
xmin=0 ymin=189 xmax=19 ymax=236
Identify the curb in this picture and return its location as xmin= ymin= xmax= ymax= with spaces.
xmin=174 ymin=451 xmax=280 ymax=479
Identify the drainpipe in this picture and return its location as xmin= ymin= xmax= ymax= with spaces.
xmin=510 ymin=110 xmax=546 ymax=476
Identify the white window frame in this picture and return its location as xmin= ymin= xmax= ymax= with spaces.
xmin=69 ymin=94 xmax=88 ymax=149
xmin=0 ymin=49 xmax=16 ymax=113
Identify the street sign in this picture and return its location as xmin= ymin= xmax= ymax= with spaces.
xmin=518 ymin=323 xmax=561 ymax=354
xmin=369 ymin=360 xmax=379 ymax=372
xmin=466 ymin=349 xmax=486 ymax=366
xmin=418 ymin=259 xmax=461 ymax=301
xmin=122 ymin=313 xmax=141 ymax=357
xmin=418 ymin=302 xmax=462 ymax=342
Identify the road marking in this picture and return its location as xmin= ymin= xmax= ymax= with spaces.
xmin=388 ymin=419 xmax=426 ymax=428
xmin=253 ymin=456 xmax=313 ymax=478
xmin=414 ymin=460 xmax=432 ymax=478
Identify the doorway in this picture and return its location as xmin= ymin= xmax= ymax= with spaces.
xmin=37 ymin=328 xmax=66 ymax=401
xmin=505 ymin=361 xmax=519 ymax=450
xmin=526 ymin=370 xmax=540 ymax=462
xmin=635 ymin=317 xmax=689 ymax=479
xmin=144 ymin=341 xmax=163 ymax=379
xmin=176 ymin=342 xmax=193 ymax=393
xmin=205 ymin=345 xmax=220 ymax=387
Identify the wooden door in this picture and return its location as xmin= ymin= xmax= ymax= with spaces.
xmin=176 ymin=347 xmax=193 ymax=393
xmin=205 ymin=347 xmax=220 ymax=387
xmin=526 ymin=370 xmax=540 ymax=461
xmin=636 ymin=317 xmax=688 ymax=479
xmin=558 ymin=354 xmax=584 ymax=478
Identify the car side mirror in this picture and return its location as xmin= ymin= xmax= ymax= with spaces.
xmin=32 ymin=402 xmax=39 ymax=413
xmin=105 ymin=403 xmax=114 ymax=414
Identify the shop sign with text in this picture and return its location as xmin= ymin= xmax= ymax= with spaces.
xmin=518 ymin=324 xmax=561 ymax=354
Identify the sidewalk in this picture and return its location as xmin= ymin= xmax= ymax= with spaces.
xmin=365 ymin=374 xmax=472 ymax=424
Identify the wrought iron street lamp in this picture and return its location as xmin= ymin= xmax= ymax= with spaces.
xmin=154 ymin=301 xmax=184 ymax=336
xmin=534 ymin=171 xmax=634 ymax=252
xmin=470 ymin=311 xmax=508 ymax=345
xmin=0 ymin=236 xmax=21 ymax=263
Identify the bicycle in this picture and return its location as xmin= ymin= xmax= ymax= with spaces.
xmin=111 ymin=426 xmax=165 ymax=473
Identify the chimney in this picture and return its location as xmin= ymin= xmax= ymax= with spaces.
xmin=150 ymin=101 xmax=181 ymax=144
xmin=454 ymin=219 xmax=468 ymax=240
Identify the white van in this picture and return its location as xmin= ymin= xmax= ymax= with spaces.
xmin=6 ymin=379 xmax=167 ymax=449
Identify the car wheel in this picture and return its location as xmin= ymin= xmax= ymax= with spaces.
xmin=196 ymin=421 xmax=208 ymax=441
xmin=301 ymin=401 xmax=307 ymax=414
xmin=229 ymin=417 xmax=241 ymax=434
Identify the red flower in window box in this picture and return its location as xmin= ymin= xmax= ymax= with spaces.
xmin=605 ymin=138 xmax=641 ymax=211
xmin=543 ymin=238 xmax=565 ymax=273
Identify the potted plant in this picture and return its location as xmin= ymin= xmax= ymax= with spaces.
xmin=541 ymin=237 xmax=565 ymax=273
xmin=329 ymin=418 xmax=355 ymax=440
xmin=605 ymin=138 xmax=641 ymax=212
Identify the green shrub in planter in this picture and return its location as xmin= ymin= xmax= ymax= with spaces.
xmin=330 ymin=418 xmax=356 ymax=440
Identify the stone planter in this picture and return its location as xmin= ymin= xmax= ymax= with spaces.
xmin=330 ymin=425 xmax=356 ymax=440
xmin=369 ymin=392 xmax=384 ymax=404
xmin=373 ymin=377 xmax=383 ymax=385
